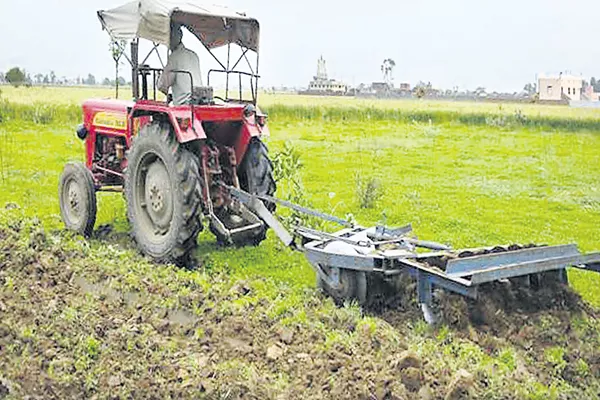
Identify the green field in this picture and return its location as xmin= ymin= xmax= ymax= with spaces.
xmin=1 ymin=86 xmax=600 ymax=399
xmin=3 ymin=84 xmax=600 ymax=123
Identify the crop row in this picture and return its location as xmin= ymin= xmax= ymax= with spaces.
xmin=2 ymin=100 xmax=600 ymax=132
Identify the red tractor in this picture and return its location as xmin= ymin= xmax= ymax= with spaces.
xmin=59 ymin=0 xmax=275 ymax=265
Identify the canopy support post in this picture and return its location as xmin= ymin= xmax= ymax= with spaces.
xmin=131 ymin=40 xmax=139 ymax=100
xmin=255 ymin=51 xmax=260 ymax=104
xmin=225 ymin=43 xmax=231 ymax=100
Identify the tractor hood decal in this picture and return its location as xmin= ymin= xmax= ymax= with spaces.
xmin=93 ymin=112 xmax=128 ymax=130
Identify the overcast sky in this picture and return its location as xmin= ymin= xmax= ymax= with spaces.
xmin=0 ymin=0 xmax=599 ymax=92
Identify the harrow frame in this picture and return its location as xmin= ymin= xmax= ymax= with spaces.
xmin=228 ymin=186 xmax=600 ymax=322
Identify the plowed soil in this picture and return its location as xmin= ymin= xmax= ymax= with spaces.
xmin=1 ymin=213 xmax=600 ymax=399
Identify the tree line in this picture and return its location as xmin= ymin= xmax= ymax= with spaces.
xmin=0 ymin=67 xmax=128 ymax=87
xmin=588 ymin=78 xmax=600 ymax=93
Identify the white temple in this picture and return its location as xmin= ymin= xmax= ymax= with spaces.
xmin=305 ymin=56 xmax=347 ymax=94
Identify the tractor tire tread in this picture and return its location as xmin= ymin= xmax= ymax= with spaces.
xmin=59 ymin=161 xmax=97 ymax=237
xmin=234 ymin=138 xmax=277 ymax=245
xmin=125 ymin=122 xmax=202 ymax=266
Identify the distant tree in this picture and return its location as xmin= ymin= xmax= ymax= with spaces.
xmin=523 ymin=82 xmax=537 ymax=95
xmin=0 ymin=72 xmax=4 ymax=83
xmin=582 ymin=80 xmax=589 ymax=90
xmin=103 ymin=77 xmax=112 ymax=86
xmin=43 ymin=74 xmax=49 ymax=84
xmin=117 ymin=76 xmax=126 ymax=86
xmin=591 ymin=77 xmax=600 ymax=92
xmin=5 ymin=67 xmax=26 ymax=87
xmin=474 ymin=86 xmax=487 ymax=96
xmin=50 ymin=71 xmax=56 ymax=85
xmin=380 ymin=59 xmax=396 ymax=86
xmin=34 ymin=74 xmax=44 ymax=85
xmin=76 ymin=76 xmax=82 ymax=85
xmin=110 ymin=40 xmax=127 ymax=96
xmin=85 ymin=74 xmax=96 ymax=85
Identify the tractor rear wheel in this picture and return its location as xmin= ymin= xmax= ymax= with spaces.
xmin=59 ymin=162 xmax=97 ymax=237
xmin=236 ymin=138 xmax=277 ymax=245
xmin=124 ymin=122 xmax=203 ymax=266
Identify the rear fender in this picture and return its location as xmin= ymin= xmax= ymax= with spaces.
xmin=169 ymin=108 xmax=206 ymax=142
xmin=131 ymin=102 xmax=206 ymax=142
xmin=235 ymin=113 xmax=270 ymax=164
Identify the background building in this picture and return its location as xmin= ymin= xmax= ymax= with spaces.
xmin=299 ymin=56 xmax=348 ymax=95
xmin=538 ymin=73 xmax=583 ymax=101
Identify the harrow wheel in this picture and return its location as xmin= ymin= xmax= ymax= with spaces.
xmin=59 ymin=162 xmax=97 ymax=237
xmin=125 ymin=122 xmax=203 ymax=266
xmin=317 ymin=266 xmax=368 ymax=305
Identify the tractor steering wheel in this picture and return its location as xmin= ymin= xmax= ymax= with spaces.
xmin=213 ymin=96 xmax=228 ymax=103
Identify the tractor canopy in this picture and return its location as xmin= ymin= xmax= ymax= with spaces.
xmin=97 ymin=0 xmax=260 ymax=51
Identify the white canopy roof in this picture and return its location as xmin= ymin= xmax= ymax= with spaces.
xmin=97 ymin=0 xmax=260 ymax=51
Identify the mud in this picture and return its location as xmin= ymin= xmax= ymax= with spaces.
xmin=366 ymin=269 xmax=600 ymax=394
xmin=73 ymin=275 xmax=198 ymax=326
xmin=1 ymin=217 xmax=600 ymax=399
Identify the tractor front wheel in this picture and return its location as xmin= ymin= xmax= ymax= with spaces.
xmin=125 ymin=122 xmax=203 ymax=266
xmin=59 ymin=162 xmax=97 ymax=237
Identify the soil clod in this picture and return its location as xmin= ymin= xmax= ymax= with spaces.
xmin=445 ymin=369 xmax=474 ymax=400
xmin=267 ymin=344 xmax=284 ymax=360
xmin=225 ymin=337 xmax=253 ymax=355
xmin=418 ymin=385 xmax=434 ymax=400
xmin=0 ymin=380 xmax=9 ymax=398
xmin=394 ymin=350 xmax=422 ymax=370
xmin=400 ymin=366 xmax=423 ymax=392
xmin=278 ymin=327 xmax=295 ymax=344
xmin=107 ymin=375 xmax=122 ymax=388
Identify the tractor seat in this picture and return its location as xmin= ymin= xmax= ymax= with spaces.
xmin=191 ymin=86 xmax=214 ymax=105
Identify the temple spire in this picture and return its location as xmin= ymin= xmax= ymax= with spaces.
xmin=316 ymin=55 xmax=328 ymax=80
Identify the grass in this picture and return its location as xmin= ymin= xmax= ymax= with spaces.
xmin=1 ymin=86 xmax=600 ymax=398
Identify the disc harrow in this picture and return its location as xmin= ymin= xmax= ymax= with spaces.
xmin=228 ymin=186 xmax=600 ymax=323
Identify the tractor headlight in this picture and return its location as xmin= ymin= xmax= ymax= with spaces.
xmin=76 ymin=124 xmax=88 ymax=140
xmin=243 ymin=104 xmax=256 ymax=118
